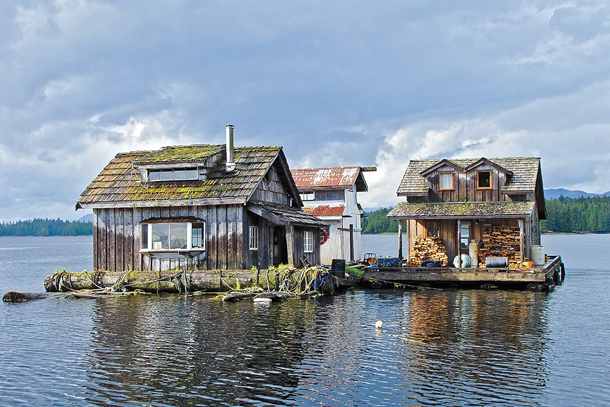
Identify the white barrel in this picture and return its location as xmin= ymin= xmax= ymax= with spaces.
xmin=531 ymin=245 xmax=545 ymax=265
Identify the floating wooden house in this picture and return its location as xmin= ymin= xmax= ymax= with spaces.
xmin=290 ymin=166 xmax=372 ymax=263
xmin=388 ymin=157 xmax=546 ymax=267
xmin=76 ymin=126 xmax=327 ymax=272
xmin=367 ymin=157 xmax=565 ymax=290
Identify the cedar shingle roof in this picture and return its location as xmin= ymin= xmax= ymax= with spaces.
xmin=77 ymin=144 xmax=287 ymax=208
xmin=387 ymin=201 xmax=537 ymax=219
xmin=291 ymin=167 xmax=368 ymax=192
xmin=397 ymin=157 xmax=541 ymax=196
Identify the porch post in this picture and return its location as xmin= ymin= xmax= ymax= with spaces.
xmin=398 ymin=220 xmax=403 ymax=263
xmin=518 ymin=219 xmax=525 ymax=264
xmin=286 ymin=225 xmax=295 ymax=267
xmin=457 ymin=219 xmax=462 ymax=268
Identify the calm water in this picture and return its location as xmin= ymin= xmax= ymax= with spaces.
xmin=1 ymin=234 xmax=609 ymax=406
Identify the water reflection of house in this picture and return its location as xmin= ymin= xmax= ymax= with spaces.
xmin=388 ymin=157 xmax=546 ymax=267
xmin=76 ymin=126 xmax=327 ymax=272
xmin=290 ymin=167 xmax=373 ymax=263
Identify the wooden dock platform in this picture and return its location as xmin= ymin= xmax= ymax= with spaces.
xmin=362 ymin=255 xmax=565 ymax=290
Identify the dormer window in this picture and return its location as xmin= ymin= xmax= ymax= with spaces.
xmin=439 ymin=172 xmax=454 ymax=190
xmin=148 ymin=168 xmax=198 ymax=181
xmin=477 ymin=171 xmax=492 ymax=189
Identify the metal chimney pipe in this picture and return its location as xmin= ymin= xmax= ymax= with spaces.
xmin=226 ymin=124 xmax=235 ymax=172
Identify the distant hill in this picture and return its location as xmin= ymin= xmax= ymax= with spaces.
xmin=544 ymin=188 xmax=610 ymax=199
xmin=78 ymin=214 xmax=93 ymax=223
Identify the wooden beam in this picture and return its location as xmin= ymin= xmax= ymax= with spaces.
xmin=286 ymin=225 xmax=295 ymax=267
xmin=398 ymin=221 xmax=403 ymax=262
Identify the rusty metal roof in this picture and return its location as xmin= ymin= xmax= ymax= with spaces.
xmin=387 ymin=201 xmax=537 ymax=219
xmin=76 ymin=145 xmax=296 ymax=208
xmin=397 ymin=157 xmax=542 ymax=196
xmin=291 ymin=167 xmax=368 ymax=192
xmin=301 ymin=204 xmax=346 ymax=217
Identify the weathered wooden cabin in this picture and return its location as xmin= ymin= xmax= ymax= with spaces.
xmin=388 ymin=157 xmax=546 ymax=267
xmin=76 ymin=126 xmax=327 ymax=272
xmin=290 ymin=166 xmax=372 ymax=263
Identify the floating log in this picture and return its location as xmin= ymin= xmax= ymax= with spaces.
xmin=44 ymin=269 xmax=265 ymax=293
xmin=2 ymin=291 xmax=61 ymax=302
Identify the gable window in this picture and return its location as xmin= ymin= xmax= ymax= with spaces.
xmin=148 ymin=168 xmax=198 ymax=182
xmin=477 ymin=171 xmax=492 ymax=189
xmin=249 ymin=226 xmax=259 ymax=250
xmin=439 ymin=172 xmax=454 ymax=190
xmin=300 ymin=191 xmax=315 ymax=201
xmin=141 ymin=221 xmax=205 ymax=251
xmin=304 ymin=230 xmax=314 ymax=253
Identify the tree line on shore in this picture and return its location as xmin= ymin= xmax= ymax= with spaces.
xmin=361 ymin=196 xmax=610 ymax=234
xmin=0 ymin=218 xmax=93 ymax=236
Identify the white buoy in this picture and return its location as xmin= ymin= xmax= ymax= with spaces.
xmin=375 ymin=320 xmax=383 ymax=330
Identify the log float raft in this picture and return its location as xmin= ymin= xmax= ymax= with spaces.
xmin=2 ymin=266 xmax=354 ymax=303
xmin=364 ymin=255 xmax=565 ymax=290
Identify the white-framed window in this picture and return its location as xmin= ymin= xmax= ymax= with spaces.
xmin=148 ymin=168 xmax=198 ymax=182
xmin=141 ymin=222 xmax=205 ymax=251
xmin=300 ymin=191 xmax=315 ymax=201
xmin=439 ymin=172 xmax=453 ymax=190
xmin=304 ymin=230 xmax=314 ymax=253
xmin=249 ymin=226 xmax=259 ymax=250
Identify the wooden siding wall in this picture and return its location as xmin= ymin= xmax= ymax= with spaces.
xmin=291 ymin=226 xmax=321 ymax=267
xmin=426 ymin=164 xmax=509 ymax=203
xmin=250 ymin=166 xmax=290 ymax=205
xmin=93 ymin=204 xmax=246 ymax=272
xmin=244 ymin=213 xmax=321 ymax=269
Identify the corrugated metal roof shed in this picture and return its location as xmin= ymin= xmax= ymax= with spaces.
xmin=291 ymin=167 xmax=368 ymax=192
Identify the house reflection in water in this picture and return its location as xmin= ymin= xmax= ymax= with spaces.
xmin=397 ymin=290 xmax=549 ymax=404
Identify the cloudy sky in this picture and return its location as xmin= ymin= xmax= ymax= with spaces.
xmin=2 ymin=0 xmax=610 ymax=221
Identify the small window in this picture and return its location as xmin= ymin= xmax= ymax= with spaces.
xmin=427 ymin=221 xmax=440 ymax=238
xmin=477 ymin=171 xmax=492 ymax=189
xmin=192 ymin=223 xmax=204 ymax=248
xmin=249 ymin=226 xmax=259 ymax=250
xmin=141 ymin=224 xmax=149 ymax=249
xmin=300 ymin=191 xmax=315 ymax=201
xmin=460 ymin=223 xmax=471 ymax=248
xmin=439 ymin=172 xmax=453 ymax=190
xmin=149 ymin=170 xmax=161 ymax=181
xmin=304 ymin=230 xmax=314 ymax=253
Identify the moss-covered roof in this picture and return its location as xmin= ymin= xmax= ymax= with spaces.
xmin=77 ymin=145 xmax=286 ymax=207
xmin=133 ymin=144 xmax=225 ymax=165
xmin=387 ymin=201 xmax=536 ymax=219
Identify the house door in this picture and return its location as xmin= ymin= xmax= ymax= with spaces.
xmin=460 ymin=222 xmax=471 ymax=255
xmin=273 ymin=226 xmax=288 ymax=266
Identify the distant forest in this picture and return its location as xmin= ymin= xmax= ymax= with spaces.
xmin=362 ymin=196 xmax=610 ymax=234
xmin=0 ymin=218 xmax=93 ymax=236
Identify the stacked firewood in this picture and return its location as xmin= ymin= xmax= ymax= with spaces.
xmin=479 ymin=224 xmax=521 ymax=268
xmin=407 ymin=237 xmax=449 ymax=267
